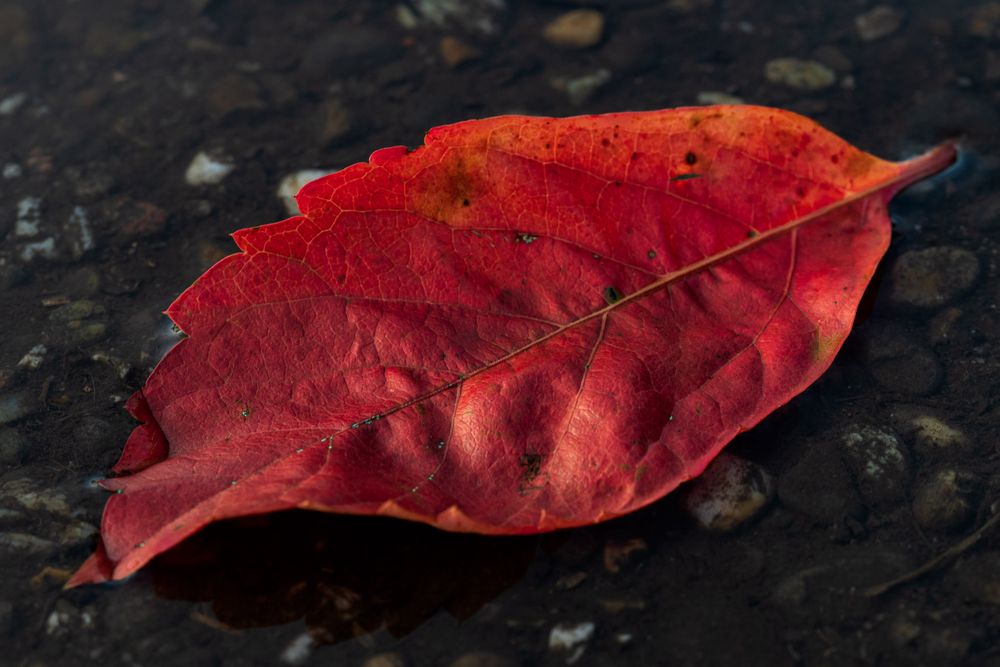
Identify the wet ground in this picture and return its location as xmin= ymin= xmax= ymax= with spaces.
xmin=2 ymin=0 xmax=1000 ymax=665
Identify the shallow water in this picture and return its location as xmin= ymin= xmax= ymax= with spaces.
xmin=1 ymin=1 xmax=1000 ymax=665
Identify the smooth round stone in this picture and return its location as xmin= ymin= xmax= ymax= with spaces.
xmin=841 ymin=426 xmax=911 ymax=510
xmin=543 ymin=10 xmax=605 ymax=49
xmin=912 ymin=469 xmax=980 ymax=533
xmin=683 ymin=453 xmax=774 ymax=531
xmin=764 ymin=58 xmax=835 ymax=90
xmin=889 ymin=247 xmax=979 ymax=310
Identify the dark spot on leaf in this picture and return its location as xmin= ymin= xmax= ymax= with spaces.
xmin=614 ymin=180 xmax=622 ymax=187
xmin=647 ymin=249 xmax=657 ymax=259
xmin=671 ymin=173 xmax=703 ymax=182
xmin=462 ymin=199 xmax=470 ymax=207
xmin=747 ymin=229 xmax=758 ymax=238
xmin=685 ymin=151 xmax=697 ymax=165
xmin=795 ymin=186 xmax=805 ymax=197
xmin=601 ymin=138 xmax=610 ymax=147
xmin=603 ymin=286 xmax=622 ymax=304
xmin=519 ymin=452 xmax=544 ymax=494
xmin=515 ymin=233 xmax=537 ymax=244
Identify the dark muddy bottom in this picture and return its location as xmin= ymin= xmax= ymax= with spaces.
xmin=2 ymin=1 xmax=1000 ymax=665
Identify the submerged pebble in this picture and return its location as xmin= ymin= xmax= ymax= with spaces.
xmin=64 ymin=206 xmax=96 ymax=259
xmin=277 ymin=169 xmax=335 ymax=216
xmin=909 ymin=414 xmax=970 ymax=456
xmin=0 ymin=478 xmax=71 ymax=515
xmin=409 ymin=0 xmax=507 ymax=35
xmin=683 ymin=453 xmax=774 ymax=530
xmin=48 ymin=299 xmax=102 ymax=323
xmin=603 ymin=538 xmax=648 ymax=574
xmin=45 ymin=600 xmax=94 ymax=638
xmin=439 ymin=36 xmax=480 ymax=68
xmin=551 ymin=68 xmax=611 ymax=105
xmin=841 ymin=426 xmax=911 ymax=510
xmin=0 ymin=92 xmax=27 ymax=115
xmin=912 ymin=469 xmax=980 ymax=533
xmin=59 ymin=520 xmax=97 ymax=546
xmin=764 ymin=58 xmax=835 ymax=90
xmin=888 ymin=247 xmax=979 ymax=310
xmin=14 ymin=196 xmax=41 ymax=237
xmin=185 ymin=150 xmax=235 ymax=186
xmin=0 ymin=532 xmax=57 ymax=556
xmin=855 ymin=6 xmax=903 ymax=41
xmin=279 ymin=632 xmax=315 ymax=665
xmin=16 ymin=344 xmax=46 ymax=370
xmin=543 ymin=10 xmax=604 ymax=49
xmin=549 ymin=621 xmax=595 ymax=665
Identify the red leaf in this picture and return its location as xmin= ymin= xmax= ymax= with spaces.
xmin=68 ymin=106 xmax=955 ymax=587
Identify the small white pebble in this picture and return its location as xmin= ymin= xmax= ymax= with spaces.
xmin=67 ymin=206 xmax=95 ymax=256
xmin=683 ymin=453 xmax=774 ymax=531
xmin=15 ymin=196 xmax=41 ymax=237
xmin=551 ymin=68 xmax=611 ymax=105
xmin=17 ymin=344 xmax=46 ymax=370
xmin=277 ymin=169 xmax=336 ymax=215
xmin=394 ymin=4 xmax=419 ymax=29
xmin=0 ymin=92 xmax=27 ymax=115
xmin=2 ymin=163 xmax=22 ymax=179
xmin=279 ymin=632 xmax=315 ymax=665
xmin=185 ymin=151 xmax=235 ymax=186
xmin=19 ymin=237 xmax=57 ymax=262
xmin=549 ymin=621 xmax=595 ymax=664
xmin=45 ymin=610 xmax=63 ymax=635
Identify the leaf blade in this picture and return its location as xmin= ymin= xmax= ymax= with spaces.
xmin=72 ymin=107 xmax=955 ymax=585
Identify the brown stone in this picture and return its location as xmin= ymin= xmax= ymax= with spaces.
xmin=439 ymin=36 xmax=480 ymax=68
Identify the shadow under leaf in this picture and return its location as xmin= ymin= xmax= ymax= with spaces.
xmin=145 ymin=510 xmax=539 ymax=644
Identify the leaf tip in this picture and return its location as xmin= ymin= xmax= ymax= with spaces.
xmin=66 ymin=541 xmax=114 ymax=589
